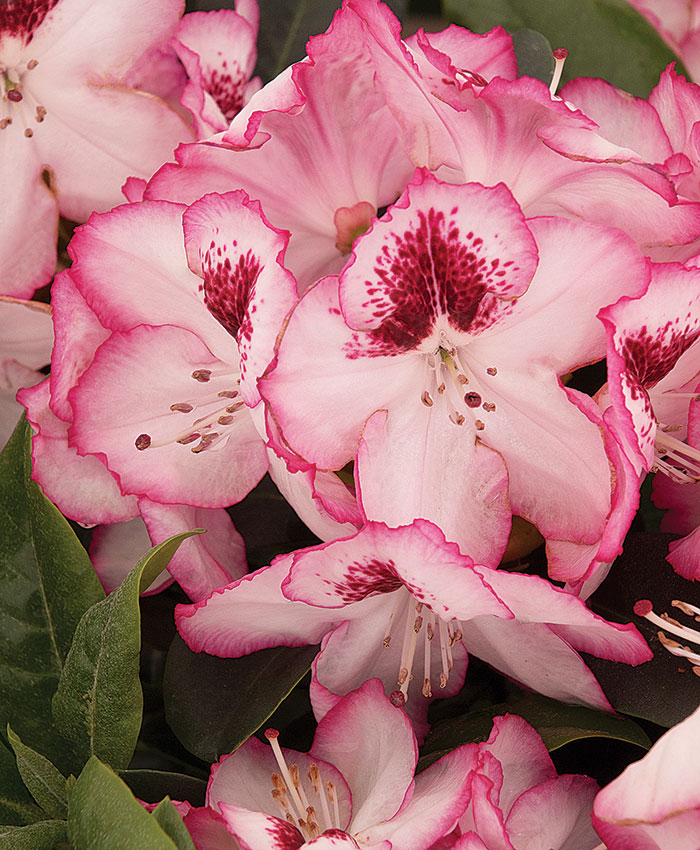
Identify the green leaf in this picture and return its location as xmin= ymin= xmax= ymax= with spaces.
xmin=0 ymin=740 xmax=44 ymax=826
xmin=151 ymin=799 xmax=196 ymax=850
xmin=0 ymin=419 xmax=104 ymax=771
xmin=68 ymin=757 xmax=178 ymax=850
xmin=164 ymin=635 xmax=319 ymax=761
xmin=510 ymin=28 xmax=553 ymax=83
xmin=118 ymin=770 xmax=206 ymax=807
xmin=419 ymin=692 xmax=650 ymax=771
xmin=442 ymin=0 xmax=686 ymax=97
xmin=0 ymin=820 xmax=68 ymax=850
xmin=7 ymin=727 xmax=67 ymax=819
xmin=52 ymin=532 xmax=199 ymax=771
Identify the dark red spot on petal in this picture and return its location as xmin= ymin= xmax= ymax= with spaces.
xmin=203 ymin=247 xmax=260 ymax=343
xmin=0 ymin=0 xmax=60 ymax=40
xmin=322 ymin=558 xmax=402 ymax=603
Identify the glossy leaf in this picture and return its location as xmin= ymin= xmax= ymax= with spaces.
xmin=151 ymin=798 xmax=196 ymax=850
xmin=419 ymin=692 xmax=650 ymax=771
xmin=52 ymin=533 xmax=199 ymax=771
xmin=0 ymin=741 xmax=43 ymax=826
xmin=164 ymin=635 xmax=319 ymax=761
xmin=7 ymin=727 xmax=67 ymax=819
xmin=0 ymin=820 xmax=68 ymax=850
xmin=119 ymin=770 xmax=206 ymax=807
xmin=511 ymin=28 xmax=553 ymax=83
xmin=68 ymin=757 xmax=178 ymax=850
xmin=442 ymin=0 xmax=686 ymax=96
xmin=0 ymin=419 xmax=104 ymax=772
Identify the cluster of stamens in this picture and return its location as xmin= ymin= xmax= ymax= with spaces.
xmin=420 ymin=340 xmax=498 ymax=433
xmin=135 ymin=368 xmax=243 ymax=455
xmin=264 ymin=730 xmax=342 ymax=842
xmin=634 ymin=598 xmax=700 ymax=676
xmin=383 ymin=593 xmax=463 ymax=706
xmin=1 ymin=60 xmax=46 ymax=135
xmin=652 ymin=424 xmax=700 ymax=483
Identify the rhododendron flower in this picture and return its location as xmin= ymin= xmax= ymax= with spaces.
xmin=0 ymin=0 xmax=194 ymax=297
xmin=260 ymin=170 xmax=649 ymax=571
xmin=592 ymin=702 xmax=700 ymax=848
xmin=184 ymin=679 xmax=475 ymax=850
xmin=0 ymin=296 xmax=52 ymax=444
xmin=451 ymin=714 xmax=600 ymax=849
xmin=177 ymin=520 xmax=651 ymax=738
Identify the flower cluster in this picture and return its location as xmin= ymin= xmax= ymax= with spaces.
xmin=6 ymin=0 xmax=700 ymax=846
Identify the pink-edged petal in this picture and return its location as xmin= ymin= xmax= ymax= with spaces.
xmin=175 ymin=555 xmax=341 ymax=657
xmin=218 ymin=806 xmax=304 ymax=850
xmin=481 ymin=715 xmax=556 ymax=818
xmin=89 ymin=517 xmax=174 ymax=595
xmin=467 ymin=769 xmax=514 ymax=850
xmin=69 ymin=324 xmax=267 ymax=507
xmin=473 ymin=567 xmax=651 ymax=666
xmin=139 ymin=500 xmax=247 ymax=601
xmin=260 ymin=275 xmax=423 ymax=470
xmin=665 ymin=525 xmax=700 ymax=579
xmin=360 ymin=744 xmax=476 ymax=850
xmin=599 ymin=261 xmax=700 ymax=472
xmin=182 ymin=191 xmax=298 ymax=406
xmin=0 ymin=126 xmax=58 ymax=297
xmin=560 ymin=76 xmax=673 ymax=165
xmin=505 ymin=774 xmax=600 ymax=850
xmin=480 ymin=215 xmax=649 ymax=373
xmin=356 ymin=407 xmax=511 ymax=568
xmin=283 ymin=520 xmax=511 ymax=621
xmin=18 ymin=379 xmax=139 ymax=524
xmin=182 ymin=806 xmax=241 ymax=850
xmin=310 ymin=679 xmax=416 ymax=834
xmin=338 ymin=172 xmax=538 ymax=349
xmin=208 ymin=735 xmax=351 ymax=830
xmin=458 ymin=617 xmax=613 ymax=711
xmin=122 ymin=176 xmax=147 ymax=202
xmin=649 ymin=66 xmax=700 ymax=162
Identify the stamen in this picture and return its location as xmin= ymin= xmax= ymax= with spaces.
xmin=653 ymin=429 xmax=700 ymax=482
xmin=549 ymin=47 xmax=568 ymax=96
xmin=264 ymin=730 xmax=307 ymax=823
xmin=327 ymin=782 xmax=340 ymax=829
xmin=308 ymin=764 xmax=333 ymax=832
xmin=382 ymin=591 xmax=405 ymax=648
xmin=635 ymin=599 xmax=700 ymax=649
xmin=26 ymin=59 xmax=38 ymax=70
xmin=24 ymin=128 xmax=33 ymax=137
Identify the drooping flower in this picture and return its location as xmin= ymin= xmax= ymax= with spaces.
xmin=259 ymin=170 xmax=649 ymax=573
xmin=592 ymin=702 xmax=700 ymax=849
xmin=0 ymin=0 xmax=195 ymax=297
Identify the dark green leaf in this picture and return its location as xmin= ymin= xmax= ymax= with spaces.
xmin=419 ymin=692 xmax=650 ymax=771
xmin=68 ymin=757 xmax=178 ymax=850
xmin=164 ymin=635 xmax=319 ymax=761
xmin=151 ymin=799 xmax=196 ymax=850
xmin=0 ymin=740 xmax=43 ymax=826
xmin=442 ymin=0 xmax=686 ymax=97
xmin=510 ymin=29 xmax=553 ymax=83
xmin=0 ymin=420 xmax=104 ymax=770
xmin=588 ymin=531 xmax=700 ymax=727
xmin=7 ymin=727 xmax=67 ymax=819
xmin=52 ymin=533 xmax=199 ymax=771
xmin=118 ymin=770 xmax=206 ymax=807
xmin=0 ymin=820 xmax=67 ymax=850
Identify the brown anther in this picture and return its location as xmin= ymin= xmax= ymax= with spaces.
xmin=191 ymin=433 xmax=219 ymax=453
xmin=486 ymin=367 xmax=498 ymax=376
xmin=285 ymin=813 xmax=296 ymax=825
xmin=217 ymin=390 xmax=238 ymax=398
xmin=24 ymin=127 xmax=33 ymax=137
xmin=218 ymin=414 xmax=234 ymax=425
xmin=661 ymin=613 xmax=683 ymax=628
xmin=389 ymin=690 xmax=406 ymax=707
xmin=452 ymin=629 xmax=463 ymax=642
xmin=482 ymin=402 xmax=496 ymax=412
xmin=426 ymin=623 xmax=434 ymax=641
xmin=0 ymin=118 xmax=9 ymax=129
xmin=421 ymin=390 xmax=433 ymax=407
xmin=449 ymin=413 xmax=465 ymax=426
xmin=694 ymin=666 xmax=700 ymax=678
xmin=413 ymin=616 xmax=423 ymax=633
xmin=135 ymin=433 xmax=151 ymax=450
xmin=289 ymin=764 xmax=302 ymax=788
xmin=457 ymin=373 xmax=468 ymax=384
xmin=422 ymin=678 xmax=432 ymax=698
xmin=191 ymin=369 xmax=212 ymax=382
xmin=397 ymin=667 xmax=408 ymax=685
xmin=439 ymin=672 xmax=448 ymax=689
xmin=271 ymin=772 xmax=286 ymax=790
xmin=308 ymin=764 xmax=320 ymax=792
xmin=35 ymin=105 xmax=46 ymax=122
xmin=326 ymin=782 xmax=336 ymax=804
xmin=226 ymin=403 xmax=244 ymax=413
xmin=170 ymin=402 xmax=194 ymax=413
xmin=672 ymin=600 xmax=696 ymax=617
xmin=474 ymin=419 xmax=485 ymax=430
xmin=383 ymin=636 xmax=391 ymax=648
xmin=177 ymin=432 xmax=200 ymax=445
xmin=27 ymin=59 xmax=38 ymax=69
xmin=437 ymin=382 xmax=446 ymax=394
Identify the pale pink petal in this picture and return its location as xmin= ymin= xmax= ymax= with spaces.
xmin=405 ymin=25 xmax=517 ymax=83
xmin=218 ymin=806 xmax=304 ymax=850
xmin=175 ymin=556 xmax=340 ymax=657
xmin=311 ymin=679 xmax=416 ymax=834
xmin=467 ymin=769 xmax=513 ymax=850
xmin=0 ymin=297 xmax=53 ymax=369
xmin=505 ymin=774 xmax=600 ymax=850
xmin=0 ymin=361 xmax=44 ymax=446
xmin=69 ymin=325 xmax=267 ymax=507
xmin=139 ymin=500 xmax=247 ymax=601
xmin=122 ymin=176 xmax=147 ymax=202
xmin=19 ymin=379 xmax=139 ymax=524
xmin=182 ymin=807 xmax=241 ymax=850
xmin=90 ymin=517 xmax=174 ymax=595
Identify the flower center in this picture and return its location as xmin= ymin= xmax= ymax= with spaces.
xmin=383 ymin=590 xmax=463 ymax=706
xmin=264 ymin=729 xmax=342 ymax=843
xmin=652 ymin=424 xmax=700 ymax=483
xmin=634 ymin=597 xmax=700 ymax=675
xmin=1 ymin=59 xmax=46 ymax=134
xmin=134 ymin=367 xmax=243 ymax=455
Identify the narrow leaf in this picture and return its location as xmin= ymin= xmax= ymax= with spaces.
xmin=151 ymin=798 xmax=196 ymax=850
xmin=0 ymin=820 xmax=67 ymax=850
xmin=442 ymin=0 xmax=686 ymax=97
xmin=7 ymin=726 xmax=67 ymax=819
xmin=0 ymin=419 xmax=104 ymax=770
xmin=68 ymin=757 xmax=178 ymax=850
xmin=52 ymin=533 xmax=199 ymax=770
xmin=0 ymin=740 xmax=43 ymax=826
xmin=164 ymin=635 xmax=318 ymax=761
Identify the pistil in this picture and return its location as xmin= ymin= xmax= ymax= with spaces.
xmin=634 ymin=598 xmax=700 ymax=674
xmin=653 ymin=428 xmax=700 ymax=482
